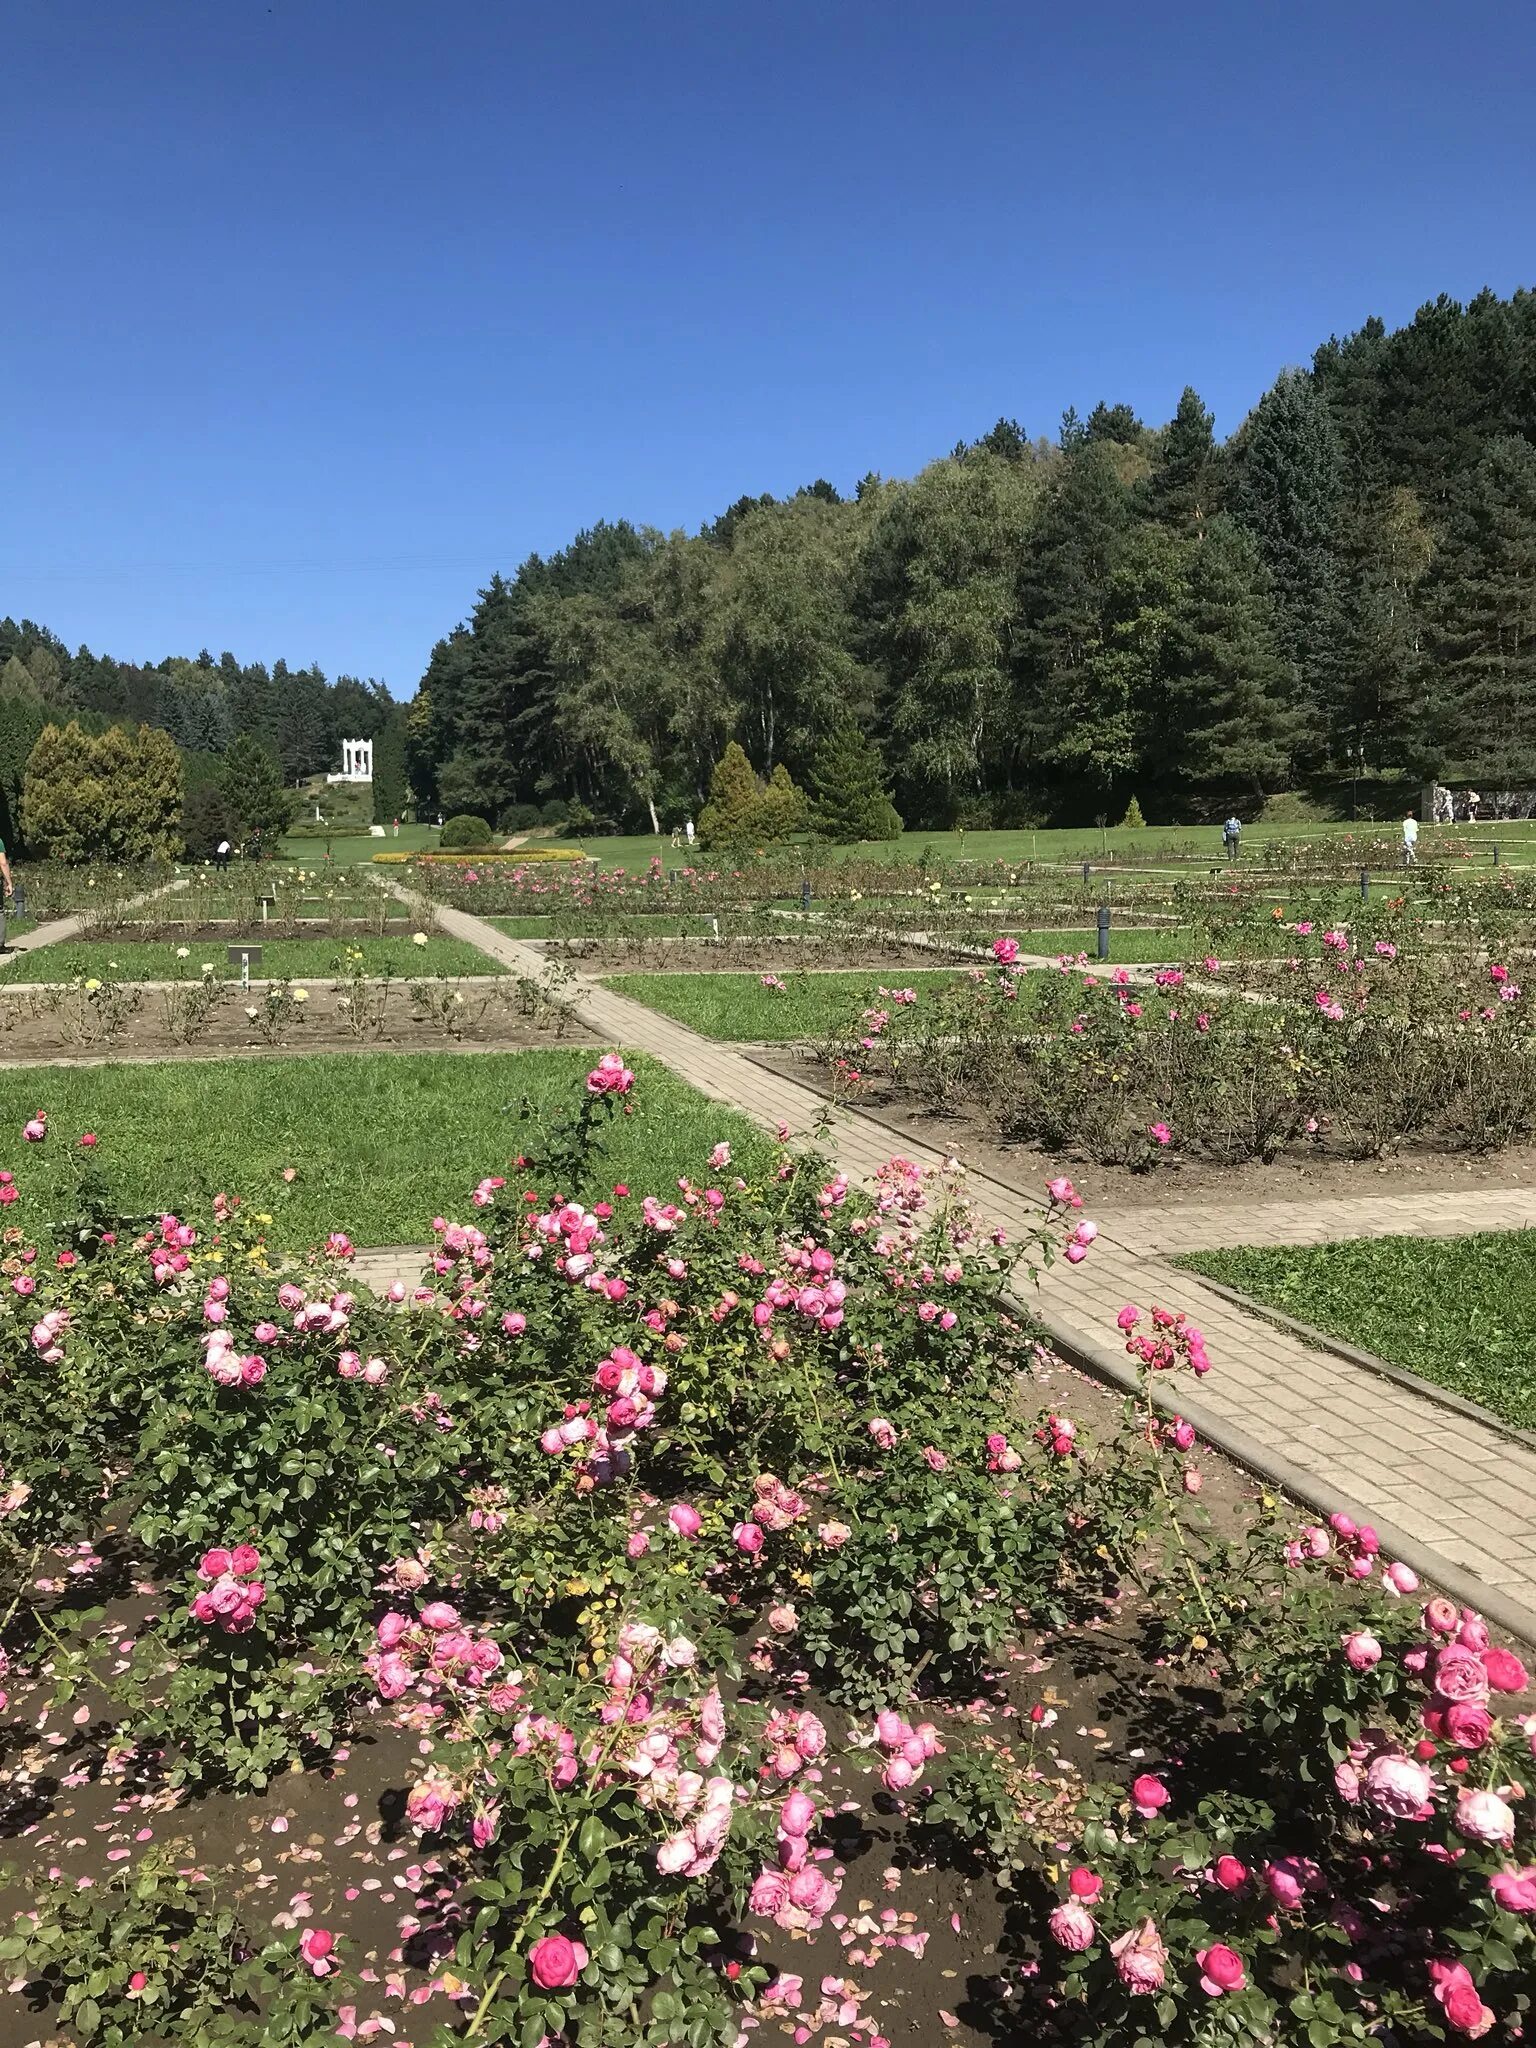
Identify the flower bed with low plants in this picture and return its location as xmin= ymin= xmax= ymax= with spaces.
xmin=808 ymin=924 xmax=1536 ymax=1171
xmin=0 ymin=1072 xmax=1529 ymax=2046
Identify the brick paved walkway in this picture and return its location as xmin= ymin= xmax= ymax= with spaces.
xmin=1 ymin=877 xmax=187 ymax=962
xmin=398 ymin=889 xmax=1536 ymax=1638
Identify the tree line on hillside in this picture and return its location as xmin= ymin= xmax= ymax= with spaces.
xmin=410 ymin=289 xmax=1536 ymax=831
xmin=0 ymin=626 xmax=409 ymax=852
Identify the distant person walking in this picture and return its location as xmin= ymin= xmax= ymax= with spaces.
xmin=1402 ymin=812 xmax=1419 ymax=866
xmin=1221 ymin=814 xmax=1242 ymax=862
xmin=1466 ymin=789 xmax=1481 ymax=823
xmin=0 ymin=834 xmax=13 ymax=952
xmin=215 ymin=838 xmax=232 ymax=870
xmin=684 ymin=817 xmax=695 ymax=846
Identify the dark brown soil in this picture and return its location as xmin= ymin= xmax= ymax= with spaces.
xmin=747 ymin=1047 xmax=1536 ymax=1214
xmin=0 ymin=1352 xmax=1259 ymax=2048
xmin=0 ymin=991 xmax=597 ymax=1065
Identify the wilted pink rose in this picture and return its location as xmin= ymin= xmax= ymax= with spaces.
xmin=1489 ymin=1865 xmax=1536 ymax=1913
xmin=1455 ymin=1787 xmax=1516 ymax=1845
xmin=1109 ymin=1918 xmax=1166 ymax=1994
xmin=1364 ymin=1751 xmax=1434 ymax=1819
xmin=749 ymin=1869 xmax=790 ymax=1915
xmin=1197 ymin=1944 xmax=1246 ymax=1995
xmin=1048 ymin=1901 xmax=1096 ymax=1950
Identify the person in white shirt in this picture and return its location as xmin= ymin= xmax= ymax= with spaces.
xmin=1402 ymin=812 xmax=1418 ymax=866
xmin=216 ymin=838 xmax=232 ymax=870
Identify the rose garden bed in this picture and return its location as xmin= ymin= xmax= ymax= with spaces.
xmin=0 ymin=1066 xmax=1529 ymax=2046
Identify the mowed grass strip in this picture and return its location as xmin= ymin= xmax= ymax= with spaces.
xmin=0 ymin=933 xmax=503 ymax=984
xmin=0 ymin=1051 xmax=769 ymax=1252
xmin=602 ymin=968 xmax=978 ymax=1041
xmin=1177 ymin=1231 xmax=1536 ymax=1431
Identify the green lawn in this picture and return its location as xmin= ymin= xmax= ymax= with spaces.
xmin=1177 ymin=1232 xmax=1536 ymax=1431
xmin=0 ymin=1051 xmax=771 ymax=1252
xmin=562 ymin=821 xmax=1536 ymax=873
xmin=276 ymin=822 xmax=444 ymax=863
xmin=0 ymin=933 xmax=501 ymax=984
xmin=1000 ymin=926 xmax=1196 ymax=963
xmin=604 ymin=968 xmax=975 ymax=1040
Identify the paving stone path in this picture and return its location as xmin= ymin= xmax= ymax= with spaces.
xmin=397 ymin=889 xmax=1536 ymax=1639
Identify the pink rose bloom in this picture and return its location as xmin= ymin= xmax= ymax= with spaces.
xmin=501 ymin=1312 xmax=526 ymax=1336
xmin=375 ymin=1653 xmax=412 ymax=1700
xmin=1264 ymin=1856 xmax=1321 ymax=1910
xmin=1428 ymin=1960 xmax=1496 ymax=2040
xmin=1382 ymin=1560 xmax=1419 ymax=1595
xmin=527 ymin=1934 xmax=587 ymax=1990
xmin=1424 ymin=1595 xmax=1460 ymax=1634
xmin=1443 ymin=1702 xmax=1495 ymax=1751
xmin=1109 ymin=1918 xmax=1166 ymax=1994
xmin=1364 ymin=1751 xmax=1433 ymax=1819
xmin=299 ymin=1927 xmax=336 ymax=1974
xmin=1116 ymin=1304 xmax=1141 ymax=1331
xmin=749 ymin=1869 xmax=790 ymax=1916
xmin=376 ymin=1611 xmax=409 ymax=1649
xmin=1048 ymin=1901 xmax=1096 ymax=1951
xmin=1068 ymin=1867 xmax=1103 ymax=1901
xmin=1489 ymin=1865 xmax=1536 ymax=1913
xmin=668 ymin=1502 xmax=702 ymax=1539
xmin=419 ymin=1601 xmax=460 ymax=1631
xmin=1343 ymin=1630 xmax=1382 ymax=1672
xmin=787 ymin=1869 xmax=837 ymax=1916
xmin=1213 ymin=1855 xmax=1248 ymax=1891
xmin=1196 ymin=1944 xmax=1246 ymax=1996
xmin=1456 ymin=1787 xmax=1516 ymax=1846
xmin=1130 ymin=1773 xmax=1169 ymax=1819
xmin=1483 ymin=1644 xmax=1530 ymax=1694
xmin=992 ymin=936 xmax=1020 ymax=964
xmin=199 ymin=1547 xmax=233 ymax=1580
xmin=767 ymin=1604 xmax=798 ymax=1633
xmin=230 ymin=1543 xmax=260 ymax=1575
xmin=733 ymin=1520 xmax=764 ymax=1555
xmin=1435 ymin=1644 xmax=1491 ymax=1704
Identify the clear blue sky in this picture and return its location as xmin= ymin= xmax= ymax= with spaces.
xmin=3 ymin=0 xmax=1532 ymax=696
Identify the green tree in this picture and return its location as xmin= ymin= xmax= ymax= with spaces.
xmin=751 ymin=761 xmax=809 ymax=842
xmin=1146 ymin=386 xmax=1219 ymax=532
xmin=1230 ymin=369 xmax=1345 ymax=754
xmin=808 ymin=722 xmax=902 ymax=842
xmin=1424 ymin=435 xmax=1536 ymax=780
xmin=696 ymin=742 xmax=763 ymax=848
xmin=22 ymin=722 xmax=183 ymax=861
xmin=220 ymin=734 xmax=296 ymax=851
xmin=1158 ymin=516 xmax=1298 ymax=796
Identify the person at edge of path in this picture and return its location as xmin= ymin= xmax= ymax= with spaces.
xmin=0 ymin=834 xmax=13 ymax=952
xmin=1221 ymin=814 xmax=1242 ymax=862
xmin=1402 ymin=811 xmax=1419 ymax=866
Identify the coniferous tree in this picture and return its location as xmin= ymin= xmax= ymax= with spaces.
xmin=808 ymin=723 xmax=902 ymax=842
xmin=1160 ymin=516 xmax=1298 ymax=796
xmin=1230 ymin=368 xmax=1345 ymax=754
xmin=220 ymin=734 xmax=296 ymax=851
xmin=1424 ymin=435 xmax=1536 ymax=779
xmin=696 ymin=742 xmax=763 ymax=848
xmin=1146 ymin=387 xmax=1218 ymax=532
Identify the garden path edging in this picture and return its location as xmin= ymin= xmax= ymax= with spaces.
xmin=1174 ymin=1269 xmax=1536 ymax=1455
xmin=1030 ymin=1304 xmax=1536 ymax=1651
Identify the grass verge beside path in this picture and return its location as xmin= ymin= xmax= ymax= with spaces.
xmin=603 ymin=968 xmax=974 ymax=1040
xmin=0 ymin=1051 xmax=770 ymax=1253
xmin=0 ymin=934 xmax=502 ymax=984
xmin=1178 ymin=1231 xmax=1536 ymax=1431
